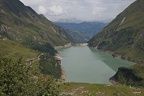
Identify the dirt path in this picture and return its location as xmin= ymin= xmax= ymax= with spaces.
xmin=61 ymin=86 xmax=85 ymax=96
xmin=4 ymin=45 xmax=18 ymax=57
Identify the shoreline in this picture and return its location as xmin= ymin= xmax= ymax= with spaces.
xmin=89 ymin=47 xmax=139 ymax=85
xmin=72 ymin=43 xmax=88 ymax=46
xmin=54 ymin=43 xmax=72 ymax=49
xmin=54 ymin=53 xmax=66 ymax=82
xmin=54 ymin=43 xmax=88 ymax=83
xmin=91 ymin=47 xmax=141 ymax=64
xmin=55 ymin=43 xmax=88 ymax=50
xmin=109 ymin=76 xmax=120 ymax=85
xmin=56 ymin=45 xmax=141 ymax=84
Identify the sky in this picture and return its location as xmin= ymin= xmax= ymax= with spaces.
xmin=20 ymin=0 xmax=136 ymax=22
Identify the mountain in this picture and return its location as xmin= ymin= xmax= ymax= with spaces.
xmin=0 ymin=0 xmax=70 ymax=79
xmin=56 ymin=18 xmax=83 ymax=23
xmin=88 ymin=0 xmax=144 ymax=86
xmin=0 ymin=0 xmax=69 ymax=50
xmin=88 ymin=0 xmax=144 ymax=63
xmin=54 ymin=22 xmax=107 ymax=38
xmin=64 ymin=29 xmax=90 ymax=43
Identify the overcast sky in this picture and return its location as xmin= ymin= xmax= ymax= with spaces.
xmin=20 ymin=0 xmax=136 ymax=22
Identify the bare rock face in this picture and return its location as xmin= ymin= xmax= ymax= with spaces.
xmin=54 ymin=54 xmax=66 ymax=82
xmin=60 ymin=67 xmax=66 ymax=82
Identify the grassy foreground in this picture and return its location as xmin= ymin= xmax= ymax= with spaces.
xmin=60 ymin=82 xmax=144 ymax=96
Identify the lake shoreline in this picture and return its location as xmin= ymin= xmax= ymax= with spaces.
xmin=54 ymin=43 xmax=72 ymax=49
xmin=54 ymin=53 xmax=66 ymax=82
xmin=55 ymin=43 xmax=88 ymax=50
xmin=58 ymin=46 xmax=134 ymax=84
xmin=89 ymin=47 xmax=138 ymax=85
xmin=55 ymin=43 xmax=88 ymax=82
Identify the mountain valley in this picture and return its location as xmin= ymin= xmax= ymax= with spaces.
xmin=0 ymin=0 xmax=144 ymax=95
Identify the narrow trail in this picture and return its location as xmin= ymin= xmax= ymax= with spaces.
xmin=4 ymin=45 xmax=18 ymax=57
xmin=61 ymin=86 xmax=85 ymax=96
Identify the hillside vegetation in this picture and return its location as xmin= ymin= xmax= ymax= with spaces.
xmin=0 ymin=0 xmax=71 ymax=82
xmin=88 ymin=0 xmax=144 ymax=63
xmin=0 ymin=0 xmax=72 ymax=95
xmin=60 ymin=82 xmax=144 ymax=96
xmin=0 ymin=57 xmax=60 ymax=96
xmin=0 ymin=0 xmax=70 ymax=52
xmin=110 ymin=63 xmax=144 ymax=87
xmin=1 ymin=0 xmax=144 ymax=95
xmin=88 ymin=0 xmax=144 ymax=87
xmin=0 ymin=0 xmax=71 ymax=95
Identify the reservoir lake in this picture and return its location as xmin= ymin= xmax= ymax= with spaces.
xmin=58 ymin=46 xmax=135 ymax=84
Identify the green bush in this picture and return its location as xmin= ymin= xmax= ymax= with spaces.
xmin=0 ymin=57 xmax=60 ymax=96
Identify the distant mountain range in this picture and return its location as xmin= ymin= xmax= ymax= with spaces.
xmin=56 ymin=18 xmax=83 ymax=23
xmin=64 ymin=29 xmax=90 ymax=43
xmin=54 ymin=22 xmax=107 ymax=38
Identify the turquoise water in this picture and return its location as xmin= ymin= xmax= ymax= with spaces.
xmin=58 ymin=46 xmax=135 ymax=84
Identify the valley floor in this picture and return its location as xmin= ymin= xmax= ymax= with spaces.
xmin=60 ymin=82 xmax=144 ymax=96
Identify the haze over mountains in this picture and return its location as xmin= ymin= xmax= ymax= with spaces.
xmin=54 ymin=21 xmax=107 ymax=38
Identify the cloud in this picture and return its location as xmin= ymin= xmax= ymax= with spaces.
xmin=20 ymin=0 xmax=136 ymax=22
xmin=38 ymin=5 xmax=47 ymax=14
xmin=20 ymin=0 xmax=46 ymax=6
xmin=48 ymin=5 xmax=64 ymax=15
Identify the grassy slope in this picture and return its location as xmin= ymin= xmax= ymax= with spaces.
xmin=0 ymin=0 xmax=69 ymax=48
xmin=130 ymin=64 xmax=144 ymax=79
xmin=88 ymin=0 xmax=144 ymax=87
xmin=0 ymin=39 xmax=63 ymax=79
xmin=0 ymin=39 xmax=41 ymax=76
xmin=0 ymin=39 xmax=39 ymax=62
xmin=60 ymin=82 xmax=144 ymax=96
xmin=88 ymin=0 xmax=144 ymax=62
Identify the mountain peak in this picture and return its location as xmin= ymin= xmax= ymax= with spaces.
xmin=56 ymin=18 xmax=83 ymax=23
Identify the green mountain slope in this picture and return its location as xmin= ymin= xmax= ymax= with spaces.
xmin=88 ymin=0 xmax=144 ymax=63
xmin=0 ymin=0 xmax=70 ymax=79
xmin=0 ymin=39 xmax=39 ymax=61
xmin=88 ymin=0 xmax=144 ymax=87
xmin=0 ymin=0 xmax=70 ymax=54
